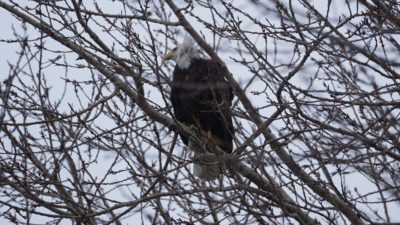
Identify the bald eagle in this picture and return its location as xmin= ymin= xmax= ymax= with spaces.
xmin=163 ymin=37 xmax=234 ymax=180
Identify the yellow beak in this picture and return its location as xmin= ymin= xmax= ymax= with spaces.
xmin=163 ymin=50 xmax=177 ymax=60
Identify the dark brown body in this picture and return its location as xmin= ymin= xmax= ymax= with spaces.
xmin=170 ymin=58 xmax=234 ymax=153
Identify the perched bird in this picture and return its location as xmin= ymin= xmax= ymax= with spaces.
xmin=163 ymin=37 xmax=234 ymax=180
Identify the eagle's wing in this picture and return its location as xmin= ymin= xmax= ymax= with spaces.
xmin=204 ymin=61 xmax=234 ymax=153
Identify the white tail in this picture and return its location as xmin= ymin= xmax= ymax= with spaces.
xmin=188 ymin=139 xmax=220 ymax=181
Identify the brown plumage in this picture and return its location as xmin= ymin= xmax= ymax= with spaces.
xmin=170 ymin=58 xmax=234 ymax=154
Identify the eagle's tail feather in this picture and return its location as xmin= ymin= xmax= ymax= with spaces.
xmin=193 ymin=156 xmax=220 ymax=181
xmin=189 ymin=139 xmax=221 ymax=181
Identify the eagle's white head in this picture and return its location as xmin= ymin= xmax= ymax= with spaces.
xmin=163 ymin=37 xmax=200 ymax=69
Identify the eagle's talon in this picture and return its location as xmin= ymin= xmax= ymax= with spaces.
xmin=205 ymin=130 xmax=214 ymax=142
xmin=189 ymin=124 xmax=202 ymax=136
xmin=189 ymin=124 xmax=197 ymax=131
